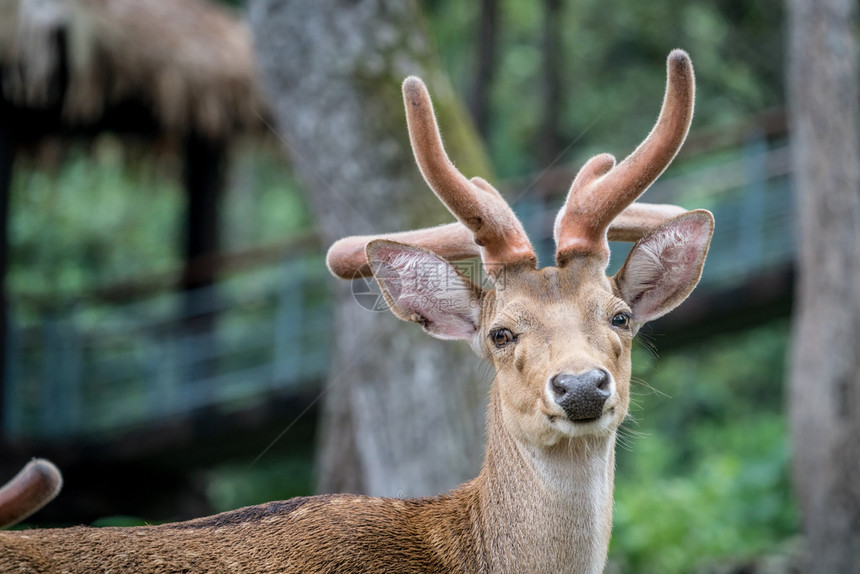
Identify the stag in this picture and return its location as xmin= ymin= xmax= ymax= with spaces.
xmin=0 ymin=50 xmax=712 ymax=573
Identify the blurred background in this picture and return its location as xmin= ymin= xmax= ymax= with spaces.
xmin=1 ymin=0 xmax=857 ymax=572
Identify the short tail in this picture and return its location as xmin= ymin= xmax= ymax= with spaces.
xmin=0 ymin=459 xmax=63 ymax=528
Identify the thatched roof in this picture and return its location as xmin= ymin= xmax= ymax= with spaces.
xmin=0 ymin=0 xmax=265 ymax=140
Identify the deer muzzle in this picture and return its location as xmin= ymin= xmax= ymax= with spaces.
xmin=550 ymin=369 xmax=611 ymax=422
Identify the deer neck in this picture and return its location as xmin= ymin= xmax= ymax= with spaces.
xmin=472 ymin=391 xmax=616 ymax=574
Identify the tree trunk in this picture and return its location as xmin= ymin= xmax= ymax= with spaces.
xmin=539 ymin=0 xmax=563 ymax=168
xmin=0 ymin=116 xmax=14 ymax=443
xmin=787 ymin=0 xmax=860 ymax=570
xmin=249 ymin=0 xmax=491 ymax=497
xmin=468 ymin=0 xmax=498 ymax=139
xmin=181 ymin=131 xmax=227 ymax=383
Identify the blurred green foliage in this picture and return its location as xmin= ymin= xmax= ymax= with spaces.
xmin=424 ymin=0 xmax=783 ymax=177
xmin=10 ymin=139 xmax=310 ymax=315
xmin=11 ymin=144 xmax=181 ymax=300
xmin=206 ymin=455 xmax=315 ymax=514
xmin=611 ymin=321 xmax=796 ymax=572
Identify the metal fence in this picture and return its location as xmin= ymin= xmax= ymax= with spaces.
xmin=5 ymin=257 xmax=333 ymax=441
xmin=3 ymin=134 xmax=796 ymax=443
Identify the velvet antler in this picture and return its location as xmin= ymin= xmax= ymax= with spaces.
xmin=327 ymin=203 xmax=686 ymax=279
xmin=554 ymin=49 xmax=695 ymax=265
xmin=402 ymin=77 xmax=537 ymax=275
xmin=327 ymin=222 xmax=476 ymax=279
xmin=0 ymin=459 xmax=62 ymax=529
xmin=327 ymin=77 xmax=537 ymax=280
xmin=327 ymin=52 xmax=695 ymax=280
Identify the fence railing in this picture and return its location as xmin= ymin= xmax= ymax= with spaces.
xmin=5 ymin=257 xmax=333 ymax=441
xmin=649 ymin=137 xmax=795 ymax=289
xmin=3 ymin=134 xmax=796 ymax=443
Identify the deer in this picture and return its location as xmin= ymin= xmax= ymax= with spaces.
xmin=0 ymin=49 xmax=712 ymax=573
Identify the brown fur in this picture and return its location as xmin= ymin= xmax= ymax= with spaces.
xmin=1 ymin=494 xmax=483 ymax=573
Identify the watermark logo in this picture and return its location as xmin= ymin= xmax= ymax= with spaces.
xmin=351 ymin=268 xmax=391 ymax=312
xmin=351 ymin=259 xmax=506 ymax=312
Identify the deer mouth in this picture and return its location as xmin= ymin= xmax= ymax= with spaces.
xmin=569 ymin=407 xmax=614 ymax=424
xmin=546 ymin=407 xmax=616 ymax=440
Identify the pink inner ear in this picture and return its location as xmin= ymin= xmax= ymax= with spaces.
xmin=368 ymin=241 xmax=480 ymax=341
xmin=621 ymin=212 xmax=712 ymax=322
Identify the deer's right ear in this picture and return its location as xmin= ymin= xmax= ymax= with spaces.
xmin=366 ymin=240 xmax=483 ymax=341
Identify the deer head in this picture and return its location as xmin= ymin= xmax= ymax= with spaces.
xmin=328 ymin=50 xmax=713 ymax=451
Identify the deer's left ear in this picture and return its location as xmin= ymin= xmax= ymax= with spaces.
xmin=613 ymin=210 xmax=714 ymax=323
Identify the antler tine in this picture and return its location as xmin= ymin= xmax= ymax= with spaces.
xmin=555 ymin=49 xmax=695 ymax=264
xmin=326 ymin=201 xmax=684 ymax=279
xmin=402 ymin=77 xmax=536 ymax=272
xmin=0 ymin=459 xmax=63 ymax=529
xmin=606 ymin=203 xmax=687 ymax=242
xmin=327 ymin=223 xmax=478 ymax=279
xmin=326 ymin=63 xmax=690 ymax=281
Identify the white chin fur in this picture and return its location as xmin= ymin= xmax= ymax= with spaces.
xmin=553 ymin=411 xmax=615 ymax=438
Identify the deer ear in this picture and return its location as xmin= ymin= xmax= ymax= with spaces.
xmin=614 ymin=210 xmax=714 ymax=323
xmin=366 ymin=240 xmax=483 ymax=340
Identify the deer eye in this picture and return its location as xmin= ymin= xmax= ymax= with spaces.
xmin=610 ymin=312 xmax=631 ymax=329
xmin=490 ymin=328 xmax=515 ymax=348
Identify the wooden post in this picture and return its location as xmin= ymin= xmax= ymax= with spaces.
xmin=181 ymin=131 xmax=226 ymax=385
xmin=273 ymin=259 xmax=305 ymax=388
xmin=539 ymin=0 xmax=563 ymax=168
xmin=0 ymin=115 xmax=16 ymax=441
xmin=739 ymin=133 xmax=767 ymax=276
xmin=469 ymin=0 xmax=498 ymax=139
xmin=182 ymin=131 xmax=225 ymax=291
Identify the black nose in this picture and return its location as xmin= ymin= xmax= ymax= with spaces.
xmin=550 ymin=369 xmax=611 ymax=422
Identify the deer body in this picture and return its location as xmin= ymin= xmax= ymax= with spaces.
xmin=1 ymin=493 xmax=476 ymax=572
xmin=0 ymin=394 xmax=615 ymax=573
xmin=0 ymin=50 xmax=713 ymax=573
